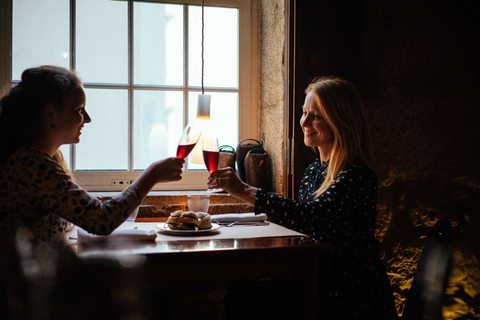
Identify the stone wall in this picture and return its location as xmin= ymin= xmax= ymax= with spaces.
xmin=362 ymin=1 xmax=480 ymax=317
xmin=259 ymin=0 xmax=285 ymax=194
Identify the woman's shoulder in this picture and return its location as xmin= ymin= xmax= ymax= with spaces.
xmin=8 ymin=146 xmax=50 ymax=159
xmin=338 ymin=163 xmax=377 ymax=181
xmin=3 ymin=146 xmax=59 ymax=172
xmin=304 ymin=158 xmax=322 ymax=171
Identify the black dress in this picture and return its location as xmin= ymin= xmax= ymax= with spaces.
xmin=255 ymin=159 xmax=398 ymax=319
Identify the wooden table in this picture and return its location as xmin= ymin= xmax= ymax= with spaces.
xmin=71 ymin=222 xmax=330 ymax=320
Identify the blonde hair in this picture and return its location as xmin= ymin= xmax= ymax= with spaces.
xmin=53 ymin=149 xmax=76 ymax=232
xmin=53 ymin=149 xmax=73 ymax=178
xmin=306 ymin=77 xmax=373 ymax=198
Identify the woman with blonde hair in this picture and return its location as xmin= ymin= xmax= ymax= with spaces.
xmin=209 ymin=76 xmax=398 ymax=319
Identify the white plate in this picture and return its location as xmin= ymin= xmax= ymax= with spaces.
xmin=156 ymin=223 xmax=220 ymax=235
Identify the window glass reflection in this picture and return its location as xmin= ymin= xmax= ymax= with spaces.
xmin=188 ymin=6 xmax=239 ymax=88
xmin=133 ymin=90 xmax=183 ymax=170
xmin=134 ymin=3 xmax=184 ymax=86
xmin=76 ymin=88 xmax=129 ymax=171
xmin=76 ymin=0 xmax=128 ymax=84
xmin=187 ymin=91 xmax=238 ymax=170
xmin=12 ymin=0 xmax=69 ymax=80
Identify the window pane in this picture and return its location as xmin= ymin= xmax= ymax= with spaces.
xmin=187 ymin=92 xmax=238 ymax=170
xmin=76 ymin=0 xmax=128 ymax=84
xmin=12 ymin=0 xmax=69 ymax=80
xmin=133 ymin=90 xmax=183 ymax=170
xmin=134 ymin=3 xmax=184 ymax=86
xmin=76 ymin=88 xmax=128 ymax=170
xmin=188 ymin=6 xmax=238 ymax=88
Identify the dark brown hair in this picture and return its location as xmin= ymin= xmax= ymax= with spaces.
xmin=0 ymin=66 xmax=82 ymax=165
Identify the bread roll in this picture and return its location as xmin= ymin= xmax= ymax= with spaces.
xmin=197 ymin=212 xmax=212 ymax=229
xmin=177 ymin=211 xmax=199 ymax=230
xmin=166 ymin=211 xmax=213 ymax=230
xmin=167 ymin=210 xmax=198 ymax=230
xmin=167 ymin=210 xmax=183 ymax=229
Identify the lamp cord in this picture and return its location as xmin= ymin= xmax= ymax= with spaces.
xmin=201 ymin=0 xmax=205 ymax=95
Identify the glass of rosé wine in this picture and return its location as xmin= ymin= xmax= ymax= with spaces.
xmin=202 ymin=134 xmax=222 ymax=192
xmin=176 ymin=124 xmax=202 ymax=159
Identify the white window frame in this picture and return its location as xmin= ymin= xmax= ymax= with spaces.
xmin=0 ymin=0 xmax=259 ymax=191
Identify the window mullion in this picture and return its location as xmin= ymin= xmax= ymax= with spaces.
xmin=184 ymin=4 xmax=189 ymax=128
xmin=128 ymin=0 xmax=134 ymax=172
xmin=71 ymin=0 xmax=77 ymax=171
xmin=184 ymin=4 xmax=190 ymax=171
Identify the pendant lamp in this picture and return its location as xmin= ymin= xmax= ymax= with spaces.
xmin=196 ymin=0 xmax=210 ymax=120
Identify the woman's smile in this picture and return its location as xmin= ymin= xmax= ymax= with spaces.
xmin=300 ymin=91 xmax=333 ymax=149
xmin=303 ymin=130 xmax=318 ymax=137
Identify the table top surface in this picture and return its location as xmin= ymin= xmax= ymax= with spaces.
xmin=73 ymin=221 xmax=330 ymax=257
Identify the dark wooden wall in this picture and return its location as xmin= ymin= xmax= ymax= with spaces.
xmin=286 ymin=0 xmax=363 ymax=199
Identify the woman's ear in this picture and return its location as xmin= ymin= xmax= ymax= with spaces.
xmin=44 ymin=103 xmax=56 ymax=129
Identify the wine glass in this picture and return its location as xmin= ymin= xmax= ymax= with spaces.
xmin=202 ymin=134 xmax=222 ymax=192
xmin=176 ymin=124 xmax=202 ymax=159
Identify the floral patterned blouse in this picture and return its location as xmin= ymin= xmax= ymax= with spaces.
xmin=0 ymin=146 xmax=142 ymax=246
xmin=255 ymin=159 xmax=398 ymax=319
xmin=0 ymin=146 xmax=143 ymax=317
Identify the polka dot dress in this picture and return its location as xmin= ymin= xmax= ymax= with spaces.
xmin=255 ymin=159 xmax=398 ymax=319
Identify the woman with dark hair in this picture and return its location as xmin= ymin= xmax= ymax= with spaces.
xmin=209 ymin=77 xmax=398 ymax=319
xmin=0 ymin=66 xmax=183 ymax=316
xmin=0 ymin=65 xmax=183 ymax=242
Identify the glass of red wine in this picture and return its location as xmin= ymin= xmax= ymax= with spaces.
xmin=202 ymin=134 xmax=222 ymax=192
xmin=176 ymin=124 xmax=202 ymax=159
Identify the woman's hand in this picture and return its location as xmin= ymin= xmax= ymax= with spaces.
xmin=208 ymin=167 xmax=241 ymax=193
xmin=208 ymin=167 xmax=257 ymax=205
xmin=150 ymin=157 xmax=184 ymax=183
xmin=133 ymin=157 xmax=184 ymax=199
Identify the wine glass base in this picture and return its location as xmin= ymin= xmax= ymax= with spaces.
xmin=206 ymin=188 xmax=224 ymax=193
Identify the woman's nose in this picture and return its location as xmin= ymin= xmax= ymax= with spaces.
xmin=300 ymin=115 xmax=309 ymax=127
xmin=83 ymin=111 xmax=92 ymax=123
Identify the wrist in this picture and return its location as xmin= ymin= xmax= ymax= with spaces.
xmin=132 ymin=166 xmax=157 ymax=199
xmin=234 ymin=183 xmax=257 ymax=205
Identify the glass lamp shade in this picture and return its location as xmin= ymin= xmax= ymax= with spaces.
xmin=196 ymin=94 xmax=211 ymax=120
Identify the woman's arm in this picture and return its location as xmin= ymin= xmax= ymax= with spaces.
xmin=131 ymin=157 xmax=184 ymax=199
xmin=34 ymin=155 xmax=184 ymax=235
xmin=255 ymin=166 xmax=378 ymax=244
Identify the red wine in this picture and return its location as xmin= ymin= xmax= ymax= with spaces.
xmin=176 ymin=143 xmax=196 ymax=159
xmin=203 ymin=150 xmax=219 ymax=173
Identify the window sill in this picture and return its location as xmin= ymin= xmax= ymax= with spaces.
xmin=90 ymin=191 xmax=254 ymax=217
